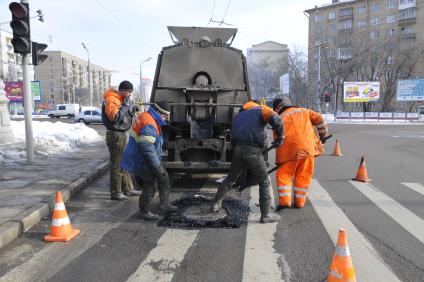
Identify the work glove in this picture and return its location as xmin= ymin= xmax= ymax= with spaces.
xmin=271 ymin=137 xmax=283 ymax=148
xmin=319 ymin=134 xmax=333 ymax=144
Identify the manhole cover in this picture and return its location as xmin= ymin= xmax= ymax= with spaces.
xmin=182 ymin=204 xmax=228 ymax=222
xmin=158 ymin=193 xmax=249 ymax=229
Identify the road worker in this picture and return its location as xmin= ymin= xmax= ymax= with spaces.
xmin=102 ymin=80 xmax=141 ymax=201
xmin=121 ymin=101 xmax=178 ymax=221
xmin=272 ymin=98 xmax=328 ymax=209
xmin=210 ymin=100 xmax=283 ymax=223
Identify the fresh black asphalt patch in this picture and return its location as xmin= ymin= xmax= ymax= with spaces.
xmin=158 ymin=193 xmax=250 ymax=229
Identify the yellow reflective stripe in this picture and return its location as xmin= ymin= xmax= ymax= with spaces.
xmin=129 ymin=128 xmax=156 ymax=143
xmin=140 ymin=135 xmax=156 ymax=143
xmin=281 ymin=108 xmax=305 ymax=118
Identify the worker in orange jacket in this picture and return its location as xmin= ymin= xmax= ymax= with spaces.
xmin=272 ymin=99 xmax=328 ymax=209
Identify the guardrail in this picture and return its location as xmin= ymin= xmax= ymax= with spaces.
xmin=333 ymin=112 xmax=421 ymax=122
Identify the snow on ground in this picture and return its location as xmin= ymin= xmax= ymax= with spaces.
xmin=0 ymin=120 xmax=102 ymax=165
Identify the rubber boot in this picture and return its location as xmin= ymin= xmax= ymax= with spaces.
xmin=210 ymin=184 xmax=228 ymax=212
xmin=159 ymin=189 xmax=178 ymax=214
xmin=259 ymin=199 xmax=280 ymax=223
xmin=139 ymin=194 xmax=160 ymax=220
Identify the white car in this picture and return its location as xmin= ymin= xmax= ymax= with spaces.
xmin=48 ymin=104 xmax=80 ymax=118
xmin=74 ymin=109 xmax=102 ymax=124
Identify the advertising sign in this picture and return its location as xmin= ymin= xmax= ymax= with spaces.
xmin=31 ymin=80 xmax=41 ymax=101
xmin=365 ymin=112 xmax=379 ymax=119
xmin=336 ymin=112 xmax=350 ymax=119
xmin=393 ymin=112 xmax=406 ymax=119
xmin=350 ymin=112 xmax=364 ymax=119
xmin=406 ymin=113 xmax=419 ymax=120
xmin=279 ymin=73 xmax=289 ymax=95
xmin=4 ymin=81 xmax=23 ymax=102
xmin=396 ymin=79 xmax=424 ymax=101
xmin=343 ymin=81 xmax=380 ymax=102
xmin=379 ymin=112 xmax=393 ymax=120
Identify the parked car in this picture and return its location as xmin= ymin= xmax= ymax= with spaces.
xmin=48 ymin=104 xmax=80 ymax=118
xmin=73 ymin=109 xmax=102 ymax=124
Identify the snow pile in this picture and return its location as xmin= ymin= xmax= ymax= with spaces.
xmin=0 ymin=121 xmax=103 ymax=164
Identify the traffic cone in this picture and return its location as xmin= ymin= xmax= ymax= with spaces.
xmin=328 ymin=228 xmax=356 ymax=282
xmin=332 ymin=139 xmax=343 ymax=156
xmin=44 ymin=192 xmax=80 ymax=242
xmin=352 ymin=156 xmax=370 ymax=182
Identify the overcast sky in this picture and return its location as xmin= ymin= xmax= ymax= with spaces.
xmin=0 ymin=0 xmax=329 ymax=86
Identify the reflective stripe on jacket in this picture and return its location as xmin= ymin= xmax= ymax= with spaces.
xmin=275 ymin=107 xmax=326 ymax=164
xmin=121 ymin=112 xmax=163 ymax=173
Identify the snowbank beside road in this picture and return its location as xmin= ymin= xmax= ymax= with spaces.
xmin=0 ymin=121 xmax=102 ymax=164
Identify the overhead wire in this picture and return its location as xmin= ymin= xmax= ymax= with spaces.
xmin=207 ymin=0 xmax=216 ymax=26
xmin=220 ymin=0 xmax=232 ymax=26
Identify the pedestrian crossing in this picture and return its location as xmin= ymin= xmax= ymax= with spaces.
xmin=1 ymin=179 xmax=424 ymax=281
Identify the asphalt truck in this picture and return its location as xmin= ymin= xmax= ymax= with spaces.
xmin=150 ymin=26 xmax=251 ymax=174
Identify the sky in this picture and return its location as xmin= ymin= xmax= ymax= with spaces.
xmin=0 ymin=0 xmax=329 ymax=86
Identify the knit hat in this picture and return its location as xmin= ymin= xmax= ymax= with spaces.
xmin=118 ymin=80 xmax=134 ymax=92
xmin=153 ymin=101 xmax=170 ymax=116
xmin=272 ymin=98 xmax=283 ymax=111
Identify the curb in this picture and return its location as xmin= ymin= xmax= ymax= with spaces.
xmin=0 ymin=159 xmax=109 ymax=250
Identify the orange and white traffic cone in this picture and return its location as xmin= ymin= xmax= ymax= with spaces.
xmin=352 ymin=156 xmax=370 ymax=182
xmin=332 ymin=139 xmax=343 ymax=156
xmin=328 ymin=228 xmax=356 ymax=282
xmin=44 ymin=192 xmax=80 ymax=242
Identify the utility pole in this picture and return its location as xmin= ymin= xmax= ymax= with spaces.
xmin=316 ymin=42 xmax=327 ymax=113
xmin=139 ymin=57 xmax=151 ymax=103
xmin=81 ymin=43 xmax=92 ymax=106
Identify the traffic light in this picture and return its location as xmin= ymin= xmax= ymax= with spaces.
xmin=32 ymin=42 xmax=48 ymax=65
xmin=9 ymin=2 xmax=31 ymax=55
xmin=324 ymin=93 xmax=331 ymax=103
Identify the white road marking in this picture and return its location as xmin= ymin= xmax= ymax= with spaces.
xmin=402 ymin=183 xmax=424 ymax=197
xmin=309 ymin=180 xmax=400 ymax=281
xmin=242 ymin=182 xmax=289 ymax=282
xmin=126 ymin=229 xmax=199 ymax=282
xmin=350 ymin=180 xmax=424 ymax=245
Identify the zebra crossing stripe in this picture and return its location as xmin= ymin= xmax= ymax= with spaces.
xmin=242 ymin=179 xmax=290 ymax=282
xmin=350 ymin=180 xmax=424 ymax=245
xmin=309 ymin=180 xmax=400 ymax=282
xmin=402 ymin=183 xmax=424 ymax=197
xmin=126 ymin=229 xmax=199 ymax=282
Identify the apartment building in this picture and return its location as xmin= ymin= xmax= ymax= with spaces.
xmin=305 ymin=0 xmax=424 ymax=112
xmin=0 ymin=29 xmax=23 ymax=82
xmin=34 ymin=51 xmax=111 ymax=107
xmin=247 ymin=41 xmax=289 ymax=72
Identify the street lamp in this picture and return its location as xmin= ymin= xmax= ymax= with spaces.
xmin=316 ymin=42 xmax=327 ymax=113
xmin=81 ymin=42 xmax=92 ymax=106
xmin=139 ymin=57 xmax=152 ymax=103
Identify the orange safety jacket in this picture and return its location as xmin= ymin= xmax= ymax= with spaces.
xmin=275 ymin=107 xmax=326 ymax=164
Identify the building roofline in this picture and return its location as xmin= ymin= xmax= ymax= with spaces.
xmin=305 ymin=0 xmax=359 ymax=14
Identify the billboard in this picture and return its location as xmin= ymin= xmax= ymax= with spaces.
xmin=279 ymin=73 xmax=289 ymax=95
xmin=31 ymin=80 xmax=42 ymax=101
xmin=396 ymin=79 xmax=424 ymax=101
xmin=343 ymin=81 xmax=380 ymax=102
xmin=4 ymin=81 xmax=42 ymax=102
xmin=4 ymin=81 xmax=23 ymax=102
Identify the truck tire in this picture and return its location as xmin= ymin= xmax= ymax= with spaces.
xmin=67 ymin=114 xmax=73 ymax=118
xmin=49 ymin=114 xmax=55 ymax=119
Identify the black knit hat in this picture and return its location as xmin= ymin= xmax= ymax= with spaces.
xmin=118 ymin=80 xmax=133 ymax=91
xmin=153 ymin=101 xmax=170 ymax=115
xmin=272 ymin=98 xmax=283 ymax=111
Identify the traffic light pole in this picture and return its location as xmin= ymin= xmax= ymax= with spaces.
xmin=21 ymin=0 xmax=34 ymax=163
xmin=23 ymin=49 xmax=34 ymax=163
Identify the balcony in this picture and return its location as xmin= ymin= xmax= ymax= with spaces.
xmin=400 ymin=32 xmax=416 ymax=39
xmin=339 ymin=14 xmax=353 ymax=21
xmin=398 ymin=18 xmax=416 ymax=26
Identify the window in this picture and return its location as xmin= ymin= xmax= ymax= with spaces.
xmin=398 ymin=101 xmax=407 ymax=107
xmin=315 ymin=14 xmax=322 ymax=22
xmin=327 ymin=49 xmax=336 ymax=57
xmin=339 ymin=19 xmax=352 ymax=30
xmin=93 ymin=111 xmax=100 ymax=116
xmin=357 ymin=5 xmax=366 ymax=13
xmin=329 ymin=23 xmax=336 ymax=32
xmin=386 ymin=0 xmax=395 ymax=8
xmin=386 ymin=56 xmax=393 ymax=64
xmin=386 ymin=14 xmax=397 ymax=23
xmin=328 ymin=11 xmax=336 ymax=20
xmin=369 ymin=102 xmax=377 ymax=108
xmin=399 ymin=7 xmax=416 ymax=20
xmin=327 ymin=37 xmax=335 ymax=45
xmin=386 ymin=28 xmax=395 ymax=36
xmin=400 ymin=0 xmax=415 ymax=4
xmin=84 ymin=111 xmax=91 ymax=115
xmin=59 ymin=106 xmax=65 ymax=110
xmin=370 ymin=31 xmax=380 ymax=39
xmin=357 ymin=20 xmax=367 ymax=27
xmin=338 ymin=47 xmax=352 ymax=60
xmin=315 ymin=25 xmax=321 ymax=33
xmin=371 ymin=3 xmax=380 ymax=12
xmin=370 ymin=17 xmax=379 ymax=25
xmin=401 ymin=26 xmax=413 ymax=34
xmin=339 ymin=7 xmax=353 ymax=16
